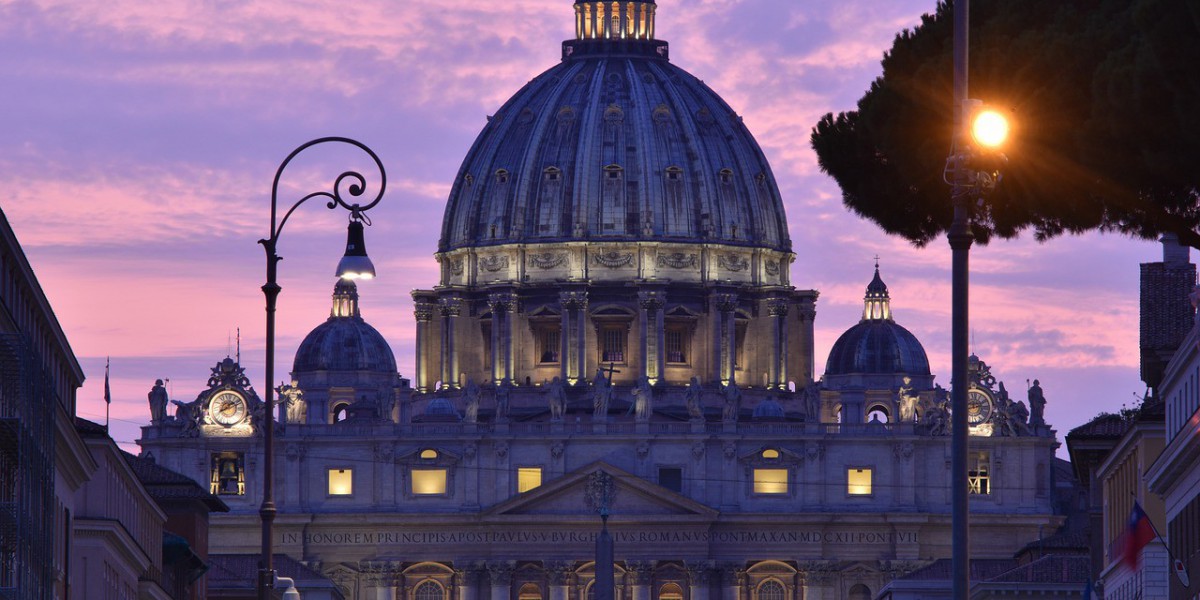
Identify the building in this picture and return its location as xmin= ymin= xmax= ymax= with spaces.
xmin=139 ymin=2 xmax=1064 ymax=599
xmin=0 ymin=205 xmax=92 ymax=599
xmin=1146 ymin=290 xmax=1200 ymax=599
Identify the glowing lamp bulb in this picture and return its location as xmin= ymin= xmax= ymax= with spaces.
xmin=971 ymin=109 xmax=1009 ymax=148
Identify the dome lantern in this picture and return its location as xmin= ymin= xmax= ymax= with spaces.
xmin=331 ymin=280 xmax=360 ymax=319
xmin=862 ymin=260 xmax=892 ymax=322
xmin=574 ymin=1 xmax=656 ymax=42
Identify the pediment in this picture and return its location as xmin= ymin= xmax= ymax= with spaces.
xmin=484 ymin=461 xmax=718 ymax=519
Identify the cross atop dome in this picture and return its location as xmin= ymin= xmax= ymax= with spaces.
xmin=862 ymin=262 xmax=892 ymax=322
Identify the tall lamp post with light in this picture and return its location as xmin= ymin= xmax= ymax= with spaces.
xmin=946 ymin=2 xmax=1009 ymax=596
xmin=258 ymin=137 xmax=386 ymax=600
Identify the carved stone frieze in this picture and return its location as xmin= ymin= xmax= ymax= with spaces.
xmin=764 ymin=260 xmax=780 ymax=276
xmin=529 ymin=252 xmax=568 ymax=270
xmin=593 ymin=250 xmax=634 ymax=268
xmin=657 ymin=252 xmax=697 ymax=269
xmin=717 ymin=253 xmax=749 ymax=272
xmin=450 ymin=259 xmax=464 ymax=276
xmin=479 ymin=255 xmax=510 ymax=272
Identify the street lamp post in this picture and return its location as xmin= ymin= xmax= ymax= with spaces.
xmin=258 ymin=137 xmax=386 ymax=600
xmin=947 ymin=2 xmax=1008 ymax=597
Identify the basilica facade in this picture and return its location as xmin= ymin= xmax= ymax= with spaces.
xmin=138 ymin=2 xmax=1064 ymax=599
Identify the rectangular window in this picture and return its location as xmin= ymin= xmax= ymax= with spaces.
xmin=210 ymin=452 xmax=245 ymax=496
xmin=412 ymin=469 xmax=448 ymax=495
xmin=538 ymin=327 xmax=560 ymax=364
xmin=666 ymin=327 xmax=688 ymax=364
xmin=969 ymin=452 xmax=990 ymax=495
xmin=753 ymin=468 xmax=788 ymax=495
xmin=517 ymin=467 xmax=543 ymax=493
xmin=327 ymin=468 xmax=353 ymax=496
xmin=847 ymin=468 xmax=873 ymax=495
xmin=659 ymin=467 xmax=683 ymax=493
xmin=601 ymin=325 xmax=626 ymax=363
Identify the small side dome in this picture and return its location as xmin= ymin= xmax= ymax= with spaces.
xmin=825 ymin=264 xmax=930 ymax=377
xmin=424 ymin=398 xmax=461 ymax=419
xmin=752 ymin=397 xmax=786 ymax=420
xmin=293 ymin=281 xmax=397 ymax=374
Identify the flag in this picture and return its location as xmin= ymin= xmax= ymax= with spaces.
xmin=1122 ymin=501 xmax=1156 ymax=569
xmin=104 ymin=357 xmax=111 ymax=405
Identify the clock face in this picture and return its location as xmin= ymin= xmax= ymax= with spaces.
xmin=209 ymin=391 xmax=248 ymax=426
xmin=966 ymin=388 xmax=994 ymax=427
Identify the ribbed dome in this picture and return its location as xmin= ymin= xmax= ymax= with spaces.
xmin=824 ymin=321 xmax=930 ymax=377
xmin=437 ymin=3 xmax=790 ymax=253
xmin=824 ymin=265 xmax=930 ymax=376
xmin=293 ymin=281 xmax=397 ymax=374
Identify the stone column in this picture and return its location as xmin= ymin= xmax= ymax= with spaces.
xmin=456 ymin=566 xmax=481 ymax=600
xmin=625 ymin=561 xmax=652 ymax=600
xmin=766 ymin=298 xmax=789 ymax=390
xmin=796 ymin=301 xmax=816 ymax=387
xmin=712 ymin=294 xmax=738 ymax=385
xmin=489 ymin=561 xmax=515 ymax=600
xmin=719 ymin=563 xmax=743 ymax=600
xmin=439 ymin=297 xmax=462 ymax=389
xmin=547 ymin=562 xmax=573 ymax=600
xmin=638 ymin=291 xmax=665 ymax=383
xmin=685 ymin=562 xmax=711 ymax=600
xmin=560 ymin=290 xmax=588 ymax=384
xmin=488 ymin=294 xmax=517 ymax=385
xmin=414 ymin=300 xmax=435 ymax=392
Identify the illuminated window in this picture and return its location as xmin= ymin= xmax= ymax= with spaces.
xmin=519 ymin=583 xmax=543 ymax=600
xmin=847 ymin=468 xmax=873 ymax=496
xmin=761 ymin=448 xmax=780 ymax=459
xmin=537 ymin=326 xmax=561 ymax=364
xmin=665 ymin=166 xmax=683 ymax=181
xmin=666 ymin=325 xmax=689 ymax=363
xmin=210 ymin=452 xmax=245 ymax=496
xmin=544 ymin=166 xmax=561 ymax=182
xmin=327 ymin=468 xmax=353 ymax=496
xmin=517 ymin=467 xmax=543 ymax=493
xmin=659 ymin=583 xmax=684 ymax=600
xmin=412 ymin=469 xmax=448 ymax=495
xmin=420 ymin=448 xmax=439 ymax=460
xmin=415 ymin=581 xmax=445 ymax=600
xmin=757 ymin=580 xmax=785 ymax=600
xmin=753 ymin=469 xmax=788 ymax=495
xmin=600 ymin=325 xmax=627 ymax=363
xmin=969 ymin=452 xmax=990 ymax=495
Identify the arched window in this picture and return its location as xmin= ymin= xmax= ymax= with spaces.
xmin=659 ymin=583 xmax=684 ymax=600
xmin=757 ymin=580 xmax=786 ymax=600
xmin=518 ymin=583 xmax=542 ymax=600
xmin=415 ymin=581 xmax=445 ymax=600
xmin=848 ymin=584 xmax=871 ymax=600
xmin=332 ymin=403 xmax=349 ymax=423
xmin=866 ymin=405 xmax=890 ymax=423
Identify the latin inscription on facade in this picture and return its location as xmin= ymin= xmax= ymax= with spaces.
xmin=281 ymin=529 xmax=918 ymax=547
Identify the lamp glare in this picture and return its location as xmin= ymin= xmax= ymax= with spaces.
xmin=971 ymin=110 xmax=1009 ymax=148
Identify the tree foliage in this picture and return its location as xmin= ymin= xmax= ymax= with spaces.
xmin=810 ymin=0 xmax=1200 ymax=248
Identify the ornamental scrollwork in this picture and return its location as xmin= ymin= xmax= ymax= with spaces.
xmin=593 ymin=250 xmax=634 ymax=268
xmin=529 ymin=252 xmax=567 ymax=269
xmin=764 ymin=260 xmax=780 ymax=276
xmin=450 ymin=259 xmax=464 ymax=275
xmin=657 ymin=252 xmax=697 ymax=269
xmin=479 ymin=255 xmax=510 ymax=272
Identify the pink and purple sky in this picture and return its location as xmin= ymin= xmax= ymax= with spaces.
xmin=1 ymin=0 xmax=1164 ymax=454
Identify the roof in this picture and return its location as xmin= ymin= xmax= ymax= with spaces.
xmin=985 ymin=555 xmax=1091 ymax=584
xmin=294 ymin=282 xmax=397 ymax=375
xmin=1015 ymin=530 xmax=1090 ymax=557
xmin=824 ymin=319 xmax=930 ymax=376
xmin=206 ymin=554 xmax=333 ymax=588
xmin=122 ymin=450 xmax=229 ymax=512
xmin=1066 ymin=413 xmax=1130 ymax=439
xmin=898 ymin=559 xmax=1017 ymax=582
